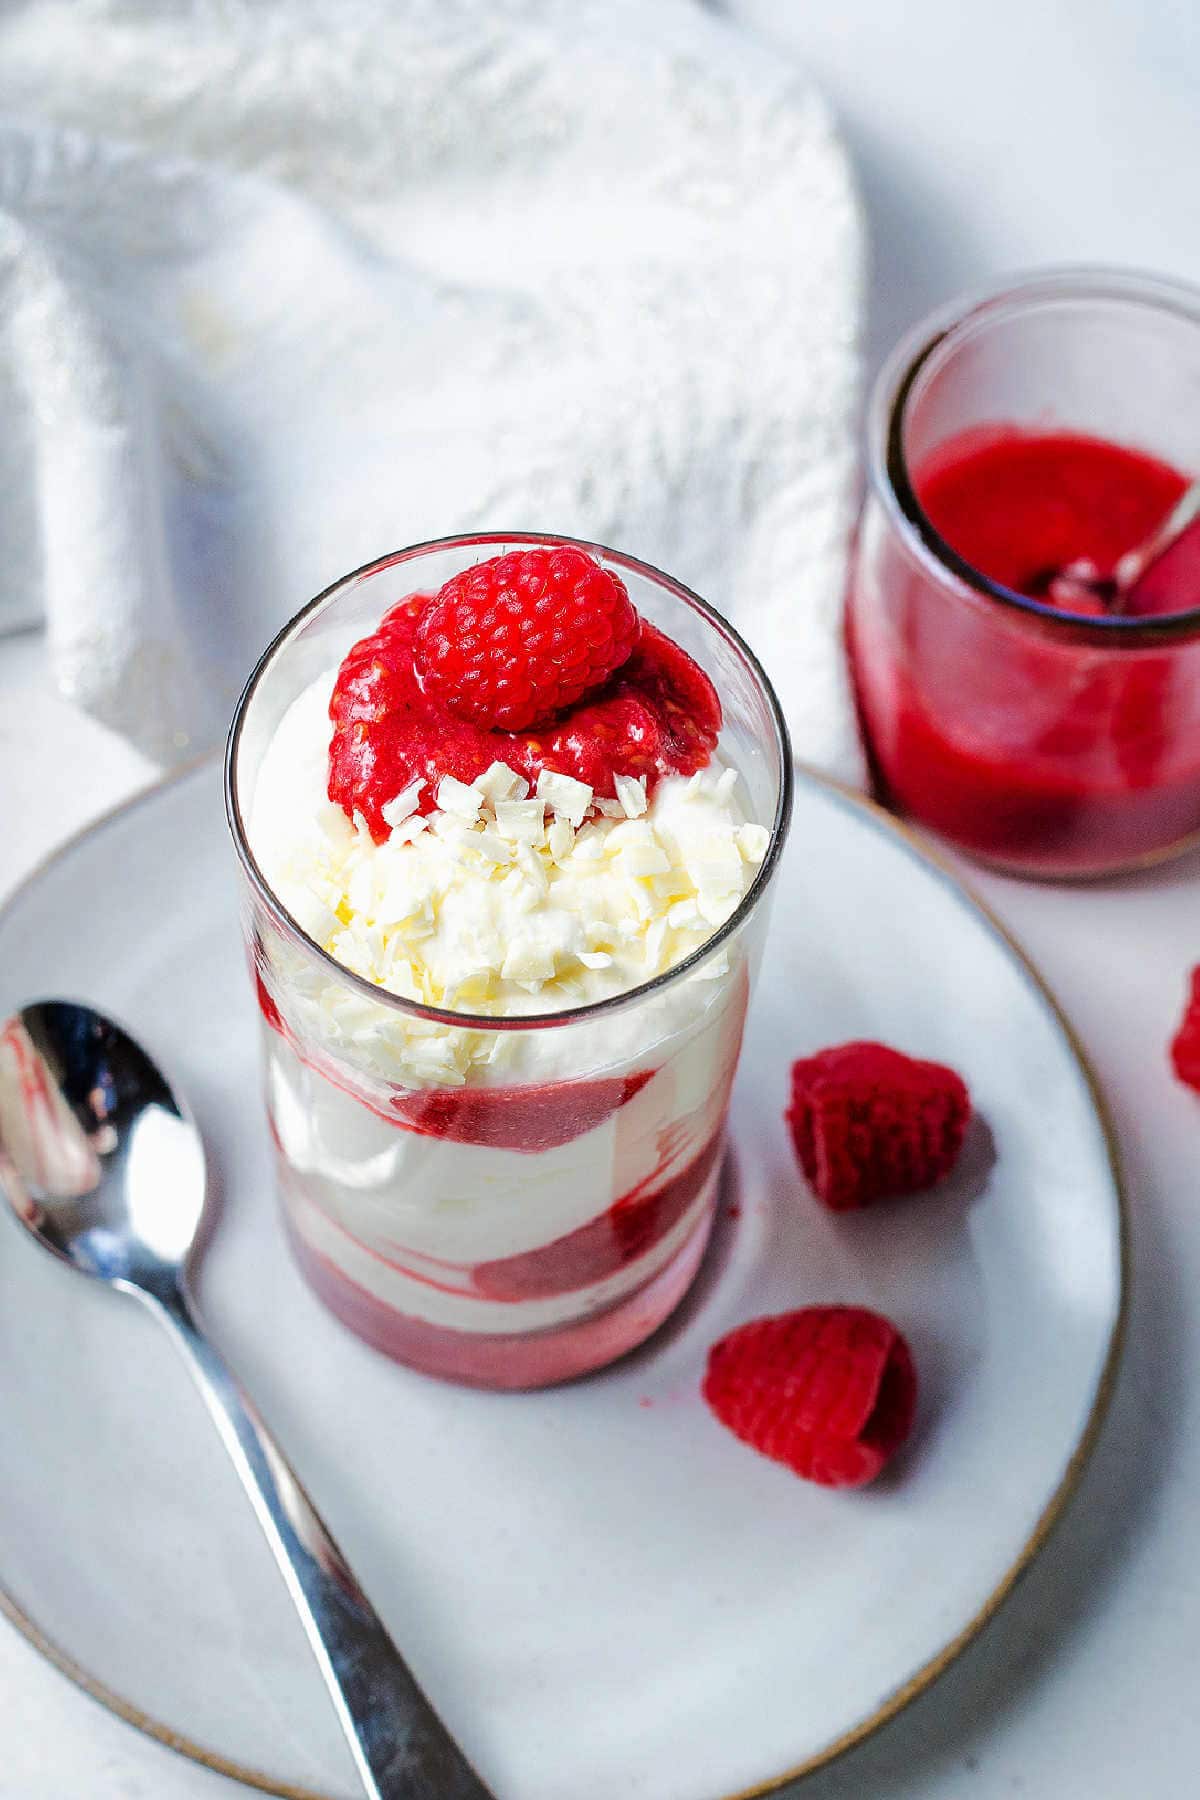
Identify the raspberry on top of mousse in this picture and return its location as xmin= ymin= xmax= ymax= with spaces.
xmin=328 ymin=545 xmax=721 ymax=842
xmin=247 ymin=543 xmax=765 ymax=1082
xmin=414 ymin=544 xmax=639 ymax=731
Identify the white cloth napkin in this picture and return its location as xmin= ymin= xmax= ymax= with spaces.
xmin=0 ymin=0 xmax=864 ymax=780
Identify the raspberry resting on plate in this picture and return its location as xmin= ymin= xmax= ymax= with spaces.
xmin=786 ymin=1040 xmax=971 ymax=1212
xmin=703 ymin=1306 xmax=917 ymax=1489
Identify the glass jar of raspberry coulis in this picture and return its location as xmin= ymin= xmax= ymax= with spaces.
xmin=848 ymin=271 xmax=1200 ymax=877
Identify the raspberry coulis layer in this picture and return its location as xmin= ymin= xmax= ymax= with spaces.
xmin=389 ymin=1069 xmax=656 ymax=1152
xmin=287 ymin=1203 xmax=716 ymax=1390
xmin=329 ymin=593 xmax=721 ymax=841
xmin=471 ymin=1128 xmax=725 ymax=1299
xmin=255 ymin=953 xmax=722 ymax=1303
xmin=274 ymin=1115 xmax=724 ymax=1304
xmin=255 ymin=957 xmax=661 ymax=1156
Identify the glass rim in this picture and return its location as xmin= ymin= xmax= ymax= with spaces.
xmin=225 ymin=530 xmax=794 ymax=1033
xmin=869 ymin=264 xmax=1200 ymax=646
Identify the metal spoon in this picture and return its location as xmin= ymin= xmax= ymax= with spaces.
xmin=0 ymin=1000 xmax=493 ymax=1800
xmin=1032 ymin=476 xmax=1200 ymax=613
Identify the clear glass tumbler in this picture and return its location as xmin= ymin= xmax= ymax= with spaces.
xmin=848 ymin=269 xmax=1200 ymax=877
xmin=226 ymin=535 xmax=792 ymax=1388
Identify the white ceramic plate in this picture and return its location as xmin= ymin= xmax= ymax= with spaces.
xmin=0 ymin=763 xmax=1124 ymax=1800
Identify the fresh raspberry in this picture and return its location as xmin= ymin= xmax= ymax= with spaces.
xmin=1171 ymin=966 xmax=1200 ymax=1091
xmin=786 ymin=1041 xmax=970 ymax=1211
xmin=328 ymin=592 xmax=720 ymax=840
xmin=703 ymin=1306 xmax=917 ymax=1488
xmin=413 ymin=546 xmax=638 ymax=732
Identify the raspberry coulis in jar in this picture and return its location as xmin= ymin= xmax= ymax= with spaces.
xmin=849 ymin=427 xmax=1200 ymax=874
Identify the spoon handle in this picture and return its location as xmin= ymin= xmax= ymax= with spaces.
xmin=1116 ymin=477 xmax=1200 ymax=590
xmin=150 ymin=1286 xmax=494 ymax=1800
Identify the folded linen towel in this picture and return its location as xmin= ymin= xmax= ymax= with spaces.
xmin=0 ymin=0 xmax=864 ymax=779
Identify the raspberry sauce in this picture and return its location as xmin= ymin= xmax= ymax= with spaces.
xmin=329 ymin=597 xmax=721 ymax=841
xmin=287 ymin=1198 xmax=717 ymax=1390
xmin=389 ymin=1069 xmax=656 ymax=1152
xmin=849 ymin=427 xmax=1200 ymax=875
xmin=470 ymin=1128 xmax=725 ymax=1300
xmin=917 ymin=429 xmax=1196 ymax=614
xmin=252 ymin=946 xmax=659 ymax=1154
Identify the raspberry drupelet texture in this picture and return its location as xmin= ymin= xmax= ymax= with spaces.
xmin=328 ymin=551 xmax=721 ymax=840
xmin=786 ymin=1041 xmax=971 ymax=1212
xmin=1171 ymin=966 xmax=1200 ymax=1091
xmin=703 ymin=1306 xmax=917 ymax=1488
xmin=414 ymin=545 xmax=638 ymax=731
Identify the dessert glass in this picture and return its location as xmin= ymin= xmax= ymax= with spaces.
xmin=847 ymin=269 xmax=1200 ymax=878
xmin=226 ymin=534 xmax=792 ymax=1388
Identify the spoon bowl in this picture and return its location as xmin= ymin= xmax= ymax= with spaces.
xmin=0 ymin=1001 xmax=206 ymax=1294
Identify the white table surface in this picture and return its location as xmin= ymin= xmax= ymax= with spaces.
xmin=2 ymin=2 xmax=1199 ymax=1794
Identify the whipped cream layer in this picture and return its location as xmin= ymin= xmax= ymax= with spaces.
xmin=248 ymin=670 xmax=767 ymax=1088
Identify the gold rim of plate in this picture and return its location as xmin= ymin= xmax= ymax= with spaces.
xmin=0 ymin=756 xmax=1130 ymax=1800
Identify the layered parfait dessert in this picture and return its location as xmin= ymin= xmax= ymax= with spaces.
xmin=227 ymin=537 xmax=790 ymax=1387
